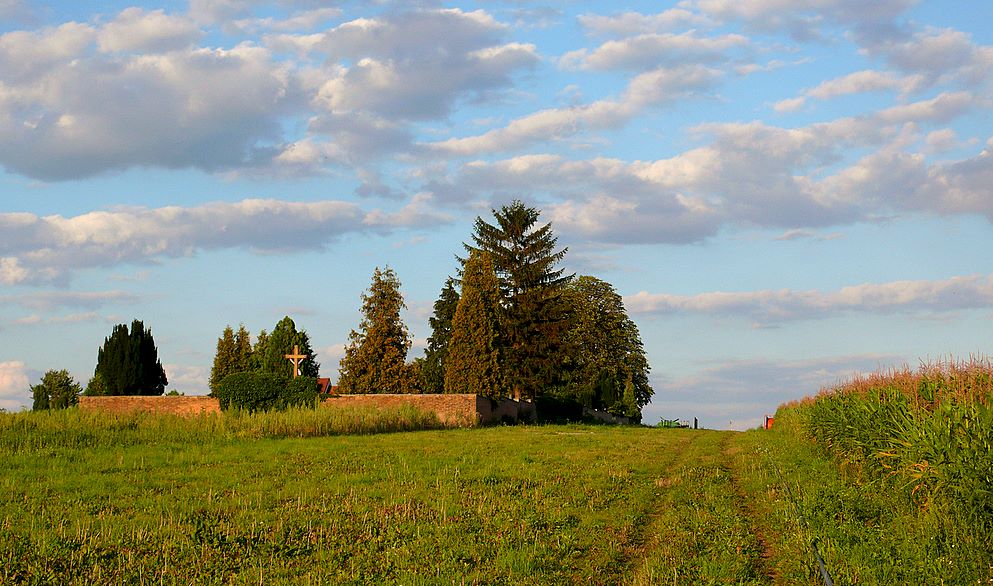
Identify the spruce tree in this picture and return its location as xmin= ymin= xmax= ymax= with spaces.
xmin=421 ymin=277 xmax=460 ymax=393
xmin=338 ymin=266 xmax=413 ymax=394
xmin=94 ymin=320 xmax=168 ymax=395
xmin=463 ymin=200 xmax=572 ymax=399
xmin=445 ymin=251 xmax=505 ymax=398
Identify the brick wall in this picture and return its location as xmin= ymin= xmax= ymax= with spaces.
xmin=79 ymin=395 xmax=221 ymax=417
xmin=322 ymin=394 xmax=481 ymax=426
xmin=79 ymin=393 xmax=540 ymax=426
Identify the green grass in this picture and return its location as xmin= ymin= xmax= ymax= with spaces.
xmin=2 ymin=408 xmax=989 ymax=584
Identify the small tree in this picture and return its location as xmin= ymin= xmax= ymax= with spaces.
xmin=338 ymin=266 xmax=413 ymax=394
xmin=31 ymin=370 xmax=81 ymax=410
xmin=93 ymin=320 xmax=168 ymax=395
xmin=421 ymin=277 xmax=460 ymax=393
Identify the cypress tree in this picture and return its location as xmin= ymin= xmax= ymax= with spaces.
xmin=421 ymin=277 xmax=460 ymax=393
xmin=338 ymin=266 xmax=413 ymax=394
xmin=445 ymin=251 xmax=505 ymax=398
xmin=259 ymin=316 xmax=319 ymax=378
xmin=235 ymin=324 xmax=253 ymax=372
xmin=463 ymin=200 xmax=572 ymax=400
xmin=209 ymin=326 xmax=237 ymax=394
xmin=94 ymin=320 xmax=167 ymax=395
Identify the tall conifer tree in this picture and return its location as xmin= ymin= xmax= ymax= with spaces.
xmin=209 ymin=326 xmax=237 ymax=394
xmin=259 ymin=316 xmax=319 ymax=378
xmin=338 ymin=267 xmax=413 ymax=394
xmin=463 ymin=200 xmax=572 ymax=399
xmin=445 ymin=251 xmax=505 ymax=398
xmin=94 ymin=320 xmax=167 ymax=395
xmin=421 ymin=277 xmax=460 ymax=393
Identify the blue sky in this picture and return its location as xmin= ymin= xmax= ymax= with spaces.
xmin=1 ymin=0 xmax=992 ymax=428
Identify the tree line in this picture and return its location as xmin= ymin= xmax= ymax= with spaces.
xmin=336 ymin=200 xmax=653 ymax=420
xmin=30 ymin=201 xmax=653 ymax=420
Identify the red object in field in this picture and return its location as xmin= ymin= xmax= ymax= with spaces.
xmin=765 ymin=415 xmax=774 ymax=430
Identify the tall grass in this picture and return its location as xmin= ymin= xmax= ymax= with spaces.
xmin=0 ymin=404 xmax=442 ymax=453
xmin=775 ymin=356 xmax=993 ymax=576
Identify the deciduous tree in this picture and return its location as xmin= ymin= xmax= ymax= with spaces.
xmin=338 ymin=267 xmax=414 ymax=394
xmin=31 ymin=369 xmax=81 ymax=410
xmin=561 ymin=276 xmax=653 ymax=420
xmin=445 ymin=251 xmax=505 ymax=398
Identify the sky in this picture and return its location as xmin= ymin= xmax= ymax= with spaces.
xmin=1 ymin=0 xmax=992 ymax=429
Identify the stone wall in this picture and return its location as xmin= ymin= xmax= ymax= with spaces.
xmin=79 ymin=395 xmax=221 ymax=417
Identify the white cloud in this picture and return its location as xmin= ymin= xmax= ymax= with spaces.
xmin=0 ymin=24 xmax=294 ymax=180
xmin=688 ymin=0 xmax=917 ymax=40
xmin=0 ymin=361 xmax=30 ymax=411
xmin=426 ymin=65 xmax=722 ymax=156
xmin=0 ymin=199 xmax=450 ymax=284
xmin=806 ymin=70 xmax=924 ymax=99
xmin=164 ymin=364 xmax=208 ymax=394
xmin=578 ymin=9 xmax=711 ymax=37
xmin=0 ymin=290 xmax=140 ymax=311
xmin=561 ymin=31 xmax=748 ymax=71
xmin=304 ymin=9 xmax=538 ymax=120
xmin=626 ymin=273 xmax=993 ymax=323
xmin=97 ymin=8 xmax=202 ymax=53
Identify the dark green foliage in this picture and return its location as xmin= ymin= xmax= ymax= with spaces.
xmin=463 ymin=200 xmax=572 ymax=399
xmin=31 ymin=370 xmax=81 ymax=411
xmin=209 ymin=326 xmax=237 ymax=395
xmin=93 ymin=320 xmax=168 ymax=396
xmin=338 ymin=267 xmax=415 ymax=394
xmin=560 ymin=276 xmax=652 ymax=421
xmin=420 ymin=278 xmax=460 ymax=393
xmin=82 ymin=373 xmax=106 ymax=396
xmin=445 ymin=251 xmax=505 ymax=398
xmin=257 ymin=317 xmax=319 ymax=379
xmin=215 ymin=372 xmax=319 ymax=412
xmin=251 ymin=329 xmax=269 ymax=371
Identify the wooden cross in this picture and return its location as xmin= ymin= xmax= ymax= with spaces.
xmin=284 ymin=344 xmax=308 ymax=378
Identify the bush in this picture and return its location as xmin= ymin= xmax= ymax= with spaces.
xmin=215 ymin=372 xmax=319 ymax=412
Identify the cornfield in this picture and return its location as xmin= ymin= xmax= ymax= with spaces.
xmin=776 ymin=357 xmax=993 ymax=543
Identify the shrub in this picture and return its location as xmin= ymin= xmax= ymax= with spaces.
xmin=215 ymin=372 xmax=319 ymax=412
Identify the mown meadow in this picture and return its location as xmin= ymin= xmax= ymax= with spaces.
xmin=1 ymin=396 xmax=990 ymax=584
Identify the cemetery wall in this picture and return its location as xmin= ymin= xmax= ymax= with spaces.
xmin=79 ymin=395 xmax=221 ymax=416
xmin=79 ymin=394 xmax=538 ymax=425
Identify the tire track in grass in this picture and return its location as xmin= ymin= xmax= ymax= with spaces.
xmin=720 ymin=434 xmax=779 ymax=585
xmin=627 ymin=431 xmax=773 ymax=585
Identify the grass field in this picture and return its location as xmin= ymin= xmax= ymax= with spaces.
xmin=2 ymin=409 xmax=990 ymax=584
